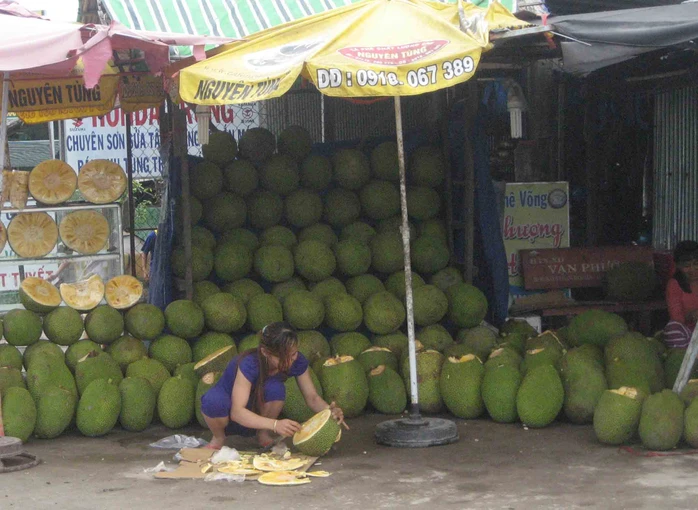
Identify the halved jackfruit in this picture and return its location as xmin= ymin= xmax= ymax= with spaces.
xmin=105 ymin=275 xmax=143 ymax=309
xmin=19 ymin=276 xmax=62 ymax=313
xmin=7 ymin=212 xmax=58 ymax=258
xmin=257 ymin=471 xmax=311 ymax=486
xmin=60 ymin=275 xmax=105 ymax=311
xmin=29 ymin=160 xmax=77 ymax=205
xmin=0 ymin=221 xmax=6 ymax=253
xmin=59 ymin=210 xmax=109 ymax=254
xmin=78 ymin=160 xmax=127 ymax=204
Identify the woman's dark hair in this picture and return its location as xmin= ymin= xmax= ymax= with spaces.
xmin=673 ymin=240 xmax=698 ymax=293
xmin=239 ymin=321 xmax=298 ymax=412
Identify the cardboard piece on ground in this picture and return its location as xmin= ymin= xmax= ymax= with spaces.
xmin=155 ymin=448 xmax=318 ymax=481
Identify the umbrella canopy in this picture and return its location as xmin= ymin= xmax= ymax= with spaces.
xmin=0 ymin=2 xmax=238 ymax=124
xmin=178 ymin=0 xmax=527 ymax=104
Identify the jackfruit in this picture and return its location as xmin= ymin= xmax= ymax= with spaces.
xmin=516 ymin=364 xmax=563 ymax=428
xmin=247 ymin=190 xmax=283 ymax=229
xmin=330 ymin=332 xmax=372 ymax=359
xmin=0 ymin=366 xmax=25 ymax=395
xmin=284 ymin=188 xmax=323 ymax=228
xmin=223 ymin=159 xmax=258 ymax=196
xmin=7 ymin=212 xmax=58 ymax=258
xmin=458 ymin=326 xmax=498 ymax=362
xmin=85 ymin=305 xmax=124 ymax=344
xmin=683 ymin=398 xmax=698 ymax=448
xmin=246 ymin=293 xmax=282 ymax=332
xmin=482 ymin=364 xmax=521 ymax=423
xmin=300 ymin=154 xmax=332 ymax=191
xmin=593 ymin=387 xmax=643 ymax=445
xmin=75 ymin=352 xmax=123 ymax=395
xmin=174 ymin=362 xmax=198 ymax=388
xmin=202 ymin=293 xmax=246 ymax=333
xmin=0 ymin=344 xmax=23 ymax=371
xmin=417 ymin=324 xmax=454 ymax=353
xmin=363 ymin=291 xmax=405 ymax=335
xmin=158 ymin=376 xmax=195 ymax=428
xmin=119 ymin=377 xmax=156 ymax=432
xmin=193 ymin=332 xmax=235 ymax=363
xmin=260 ymin=226 xmax=297 ymax=249
xmin=297 ymin=331 xmax=330 ymax=365
xmin=190 ymin=161 xmax=223 ymax=200
xmin=346 ymin=274 xmax=384 ymax=304
xmin=370 ymin=142 xmax=399 ymax=182
xmin=284 ymin=291 xmax=325 ymax=330
xmin=271 ymin=277 xmax=307 ymax=304
xmin=360 ymin=180 xmax=399 ymax=221
xmin=3 ymin=308 xmax=42 ymax=346
xmin=283 ymin=367 xmax=322 ymax=423
xmin=638 ymin=389 xmax=683 ymax=451
xmin=225 ymin=278 xmax=264 ymax=305
xmin=368 ymin=365 xmax=407 ymax=414
xmin=412 ymin=285 xmax=448 ymax=326
xmin=340 ymin=221 xmax=377 ymax=245
xmin=401 ymin=350 xmax=444 ymax=414
xmin=484 ymin=347 xmax=522 ymax=371
xmin=324 ymin=293 xmax=363 ymax=332
xmin=299 ymin=223 xmax=338 ymax=247
xmin=446 ymin=283 xmax=488 ymax=328
xmin=260 ymin=154 xmax=299 ymax=196
xmin=34 ymin=387 xmax=76 ymax=438
xmin=278 ymin=125 xmax=313 ymax=162
xmin=561 ymin=350 xmax=607 ymax=424
xmin=105 ymin=275 xmax=143 ymax=310
xmin=126 ymin=357 xmax=170 ymax=394
xmin=293 ymin=408 xmax=341 ymax=457
xmin=149 ymin=335 xmax=192 ymax=373
xmin=1 ymin=386 xmax=36 ymax=442
xmin=171 ymin=245 xmax=214 ymax=282
xmin=240 ymin=127 xmax=275 ymax=164
xmin=430 ymin=267 xmax=463 ymax=292
xmin=254 ymin=244 xmax=294 ymax=283
xmin=202 ymin=131 xmax=237 ymax=165
xmin=77 ymin=378 xmax=121 ymax=437
xmin=324 ymin=188 xmax=361 ymax=228
xmin=193 ymin=280 xmax=221 ymax=307
xmin=358 ymin=346 xmax=398 ymax=373
xmin=319 ymin=356 xmax=369 ymax=418
xmin=29 ymin=159 xmax=77 ymax=205
xmin=204 ymin=192 xmax=247 ymax=233
xmin=65 ymin=340 xmax=102 ymax=373
xmin=567 ymin=310 xmax=628 ymax=348
xmin=60 ymin=275 xmax=104 ymax=311
xmin=332 ymin=149 xmax=370 ymax=190
xmin=372 ymin=332 xmax=409 ymax=359
xmin=310 ymin=277 xmax=346 ymax=302
xmin=165 ymin=300 xmax=205 ymax=339
xmin=406 ymin=186 xmax=440 ymax=221
xmin=294 ymin=240 xmax=336 ymax=282
xmin=125 ymin=303 xmax=165 ymax=340
xmin=412 ymin=236 xmax=450 ymax=274
xmin=23 ymin=341 xmax=64 ymax=370
xmin=385 ymin=270 xmax=425 ymax=302
xmin=19 ymin=277 xmax=61 ymax=313
xmin=107 ymin=335 xmax=147 ymax=373
xmin=219 ymin=228 xmax=259 ymax=251
xmin=59 ymin=210 xmax=109 ymax=254
xmin=370 ymin=232 xmax=404 ymax=274
xmin=77 ymin=159 xmax=127 ymax=203
xmin=440 ymin=355 xmax=485 ymax=419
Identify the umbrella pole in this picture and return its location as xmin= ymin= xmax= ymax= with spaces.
xmin=0 ymin=72 xmax=9 ymax=171
xmin=374 ymin=97 xmax=458 ymax=448
xmin=394 ymin=95 xmax=420 ymax=418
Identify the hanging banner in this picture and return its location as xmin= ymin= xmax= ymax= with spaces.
xmin=62 ymin=103 xmax=261 ymax=179
xmin=502 ymin=182 xmax=570 ymax=301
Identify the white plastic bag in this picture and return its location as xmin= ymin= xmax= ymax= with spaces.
xmin=210 ymin=446 xmax=241 ymax=464
xmin=149 ymin=434 xmax=208 ymax=449
xmin=143 ymin=461 xmax=176 ymax=473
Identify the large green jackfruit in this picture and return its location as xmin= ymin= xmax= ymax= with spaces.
xmin=284 ymin=367 xmax=323 ymax=423
xmin=332 ymin=149 xmax=370 ymax=190
xmin=372 ymin=332 xmax=409 ymax=359
xmin=254 ymin=245 xmax=295 ymax=283
xmin=26 ymin=361 xmax=77 ymax=400
xmin=370 ymin=232 xmax=403 ymax=274
xmin=440 ymin=355 xmax=485 ymax=419
xmin=561 ymin=351 xmax=607 ymax=424
xmin=23 ymin=341 xmax=65 ymax=370
xmin=330 ymin=332 xmax=372 ymax=359
xmin=247 ymin=190 xmax=283 ymax=229
xmin=516 ymin=364 xmax=563 ymax=428
xmin=323 ymin=188 xmax=361 ymax=228
xmin=593 ymin=387 xmax=643 ymax=445
xmin=482 ymin=364 xmax=521 ymax=423
xmin=0 ymin=344 xmax=23 ymax=370
xmin=335 ymin=240 xmax=371 ymax=277
xmin=346 ymin=274 xmax=384 ymax=304
xmin=3 ymin=309 xmax=42 ymax=346
xmin=401 ymin=350 xmax=444 ymax=414
xmin=34 ymin=387 xmax=76 ymax=439
xmin=300 ymin=154 xmax=332 ymax=191
xmin=683 ymin=398 xmax=698 ymax=448
xmin=446 ymin=284 xmax=488 ymax=329
xmin=239 ymin=127 xmax=275 ymax=164
xmin=84 ymin=305 xmax=124 ymax=344
xmin=190 ymin=161 xmax=223 ymax=200
xmin=75 ymin=352 xmax=123 ymax=395
xmin=271 ymin=277 xmax=307 ymax=304
xmin=158 ymin=376 xmax=195 ymax=428
xmin=412 ymin=285 xmax=448 ymax=326
xmin=285 ymin=188 xmax=323 ymax=228
xmin=192 ymin=281 xmax=221 ymax=307
xmin=299 ymin=223 xmax=338 ymax=247
xmin=106 ymin=335 xmax=148 ymax=373
xmin=225 ymin=279 xmax=265 ymax=305
xmin=213 ymin=242 xmax=253 ymax=282
xmin=458 ymin=326 xmax=498 ymax=362
xmin=341 ymin=221 xmax=377 ymax=245
xmin=204 ymin=192 xmax=246 ymax=233
xmin=202 ymin=131 xmax=237 ymax=165
xmin=284 ymin=291 xmax=324 ymax=330
xmin=368 ymin=365 xmax=406 ymax=414
xmin=295 ymin=240 xmax=337 ymax=282
xmin=411 ymin=236 xmax=449 ymax=275
xmin=149 ymin=335 xmax=192 ymax=373
xmin=360 ymin=180 xmax=399 ymax=220
xmin=165 ymin=300 xmax=205 ymax=339
xmin=0 ymin=366 xmax=25 ymax=395
xmin=325 ymin=293 xmax=363 ymax=331
xmin=119 ymin=377 xmax=156 ymax=432
xmin=124 ymin=303 xmax=165 ymax=340
xmin=604 ymin=332 xmax=663 ymax=395
xmin=77 ymin=379 xmax=121 ymax=437
xmin=484 ymin=347 xmax=522 ymax=371
xmin=259 ymin=154 xmax=299 ymax=196
xmin=567 ymin=310 xmax=627 ymax=348
xmin=43 ymin=306 xmax=84 ymax=346
xmin=202 ymin=293 xmax=246 ymax=333
xmin=638 ymin=389 xmax=684 ymax=451
xmin=358 ymin=347 xmax=398 ymax=373
xmin=363 ymin=291 xmax=405 ymax=335
xmin=430 ymin=267 xmax=463 ymax=292
xmin=192 ymin=332 xmax=235 ymax=363
xmin=246 ymin=293 xmax=282 ymax=332
xmin=522 ymin=347 xmax=563 ymax=375
xmin=223 ymin=159 xmax=258 ymax=196
xmin=319 ymin=356 xmax=368 ymax=418
xmin=2 ymin=387 xmax=36 ymax=442
xmin=171 ymin=245 xmax=214 ymax=282
xmin=126 ymin=358 xmax=170 ymax=394
xmin=417 ymin=324 xmax=454 ymax=353
xmin=297 ymin=330 xmax=331 ymax=365
xmin=65 ymin=340 xmax=102 ymax=373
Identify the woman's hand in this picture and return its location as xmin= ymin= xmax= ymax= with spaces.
xmin=275 ymin=418 xmax=301 ymax=437
xmin=329 ymin=402 xmax=349 ymax=430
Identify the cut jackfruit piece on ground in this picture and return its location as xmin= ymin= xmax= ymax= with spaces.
xmin=60 ymin=275 xmax=104 ymax=311
xmin=257 ymin=471 xmax=312 ymax=486
xmin=7 ymin=212 xmax=58 ymax=257
xmin=78 ymin=159 xmax=127 ymax=204
xmin=29 ymin=159 xmax=77 ymax=205
xmin=59 ymin=210 xmax=109 ymax=254
xmin=293 ymin=408 xmax=341 ymax=457
xmin=19 ymin=276 xmax=61 ymax=313
xmin=252 ymin=456 xmax=306 ymax=472
xmin=217 ymin=465 xmax=261 ymax=476
xmin=105 ymin=275 xmax=143 ymax=309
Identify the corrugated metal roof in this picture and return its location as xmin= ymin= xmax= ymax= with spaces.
xmin=8 ymin=140 xmax=58 ymax=170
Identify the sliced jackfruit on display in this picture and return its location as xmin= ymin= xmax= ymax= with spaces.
xmin=59 ymin=210 xmax=110 ymax=254
xmin=19 ymin=276 xmax=62 ymax=313
xmin=78 ymin=160 xmax=127 ymax=204
xmin=105 ymin=275 xmax=143 ymax=309
xmin=29 ymin=160 xmax=77 ymax=205
xmin=60 ymin=274 xmax=105 ymax=311
xmin=257 ymin=471 xmax=312 ymax=486
xmin=252 ymin=455 xmax=306 ymax=472
xmin=7 ymin=212 xmax=58 ymax=258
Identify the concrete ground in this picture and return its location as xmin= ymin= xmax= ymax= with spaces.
xmin=3 ymin=414 xmax=698 ymax=510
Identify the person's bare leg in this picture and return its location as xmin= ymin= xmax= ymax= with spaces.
xmin=203 ymin=414 xmax=229 ymax=450
xmin=257 ymin=400 xmax=284 ymax=448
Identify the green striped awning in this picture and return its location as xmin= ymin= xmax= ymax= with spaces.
xmin=102 ymin=0 xmax=516 ymax=53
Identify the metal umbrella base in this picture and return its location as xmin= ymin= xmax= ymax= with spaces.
xmin=0 ymin=437 xmax=40 ymax=473
xmin=375 ymin=414 xmax=459 ymax=448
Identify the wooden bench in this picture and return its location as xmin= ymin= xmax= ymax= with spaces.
xmin=509 ymin=246 xmax=667 ymax=334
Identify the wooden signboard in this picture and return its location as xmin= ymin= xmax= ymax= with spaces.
xmin=520 ymin=246 xmax=655 ymax=290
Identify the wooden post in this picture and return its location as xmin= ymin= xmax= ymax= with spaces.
xmin=462 ymin=82 xmax=478 ymax=284
xmin=125 ymin=113 xmax=137 ymax=277
xmin=174 ymin=106 xmax=193 ymax=299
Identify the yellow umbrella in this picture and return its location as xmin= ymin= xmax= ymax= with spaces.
xmin=178 ymin=0 xmax=527 ymax=440
xmin=179 ymin=0 xmax=526 ymax=103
